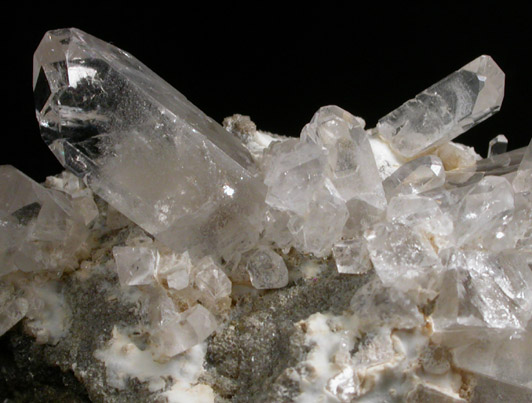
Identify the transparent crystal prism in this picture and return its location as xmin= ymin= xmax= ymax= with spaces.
xmin=377 ymin=55 xmax=505 ymax=158
xmin=513 ymin=138 xmax=532 ymax=193
xmin=34 ymin=28 xmax=265 ymax=259
xmin=382 ymin=155 xmax=445 ymax=200
xmin=488 ymin=134 xmax=508 ymax=157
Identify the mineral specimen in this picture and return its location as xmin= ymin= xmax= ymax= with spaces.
xmin=0 ymin=29 xmax=531 ymax=402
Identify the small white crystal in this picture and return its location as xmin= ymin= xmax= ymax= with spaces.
xmin=112 ymin=246 xmax=158 ymax=286
xmin=245 ymin=247 xmax=288 ymax=289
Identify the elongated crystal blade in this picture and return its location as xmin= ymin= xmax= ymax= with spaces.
xmin=377 ymin=55 xmax=505 ymax=158
xmin=33 ymin=28 xmax=265 ymax=258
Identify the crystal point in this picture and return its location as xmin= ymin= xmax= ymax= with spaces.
xmin=34 ymin=28 xmax=265 ymax=259
xmin=377 ymin=55 xmax=505 ymax=158
xmin=488 ymin=134 xmax=508 ymax=157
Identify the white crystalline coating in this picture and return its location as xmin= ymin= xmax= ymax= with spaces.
xmin=245 ymin=247 xmax=288 ymax=289
xmin=513 ymin=137 xmax=532 ymax=193
xmin=194 ymin=257 xmax=232 ymax=301
xmin=303 ymin=106 xmax=386 ymax=210
xmin=332 ymin=238 xmax=371 ymax=274
xmin=33 ymin=28 xmax=265 ymax=259
xmin=433 ymin=250 xmax=532 ymax=332
xmin=382 ymin=155 xmax=446 ymax=200
xmin=488 ymin=134 xmax=509 ymax=157
xmin=112 ymin=246 xmax=158 ymax=286
xmin=365 ymin=222 xmax=442 ymax=294
xmin=377 ymin=55 xmax=505 ymax=158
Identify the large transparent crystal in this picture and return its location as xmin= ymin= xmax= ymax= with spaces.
xmin=33 ymin=28 xmax=265 ymax=259
xmin=377 ymin=55 xmax=505 ymax=158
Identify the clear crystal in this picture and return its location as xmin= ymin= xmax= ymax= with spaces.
xmin=332 ymin=238 xmax=371 ymax=274
xmin=112 ymin=246 xmax=158 ymax=286
xmin=194 ymin=257 xmax=232 ymax=301
xmin=0 ymin=282 xmax=29 ymax=336
xmin=365 ymin=222 xmax=442 ymax=294
xmin=433 ymin=250 xmax=532 ymax=332
xmin=153 ymin=298 xmax=217 ymax=357
xmin=488 ymin=134 xmax=508 ymax=157
xmin=245 ymin=247 xmax=288 ymax=289
xmin=302 ymin=106 xmax=386 ymax=210
xmin=452 ymin=328 xmax=532 ymax=390
xmin=34 ymin=28 xmax=265 ymax=259
xmin=350 ymin=277 xmax=424 ymax=331
xmin=513 ymin=138 xmax=532 ymax=193
xmin=452 ymin=176 xmax=514 ymax=248
xmin=377 ymin=55 xmax=505 ymax=158
xmin=382 ymin=155 xmax=446 ymax=200
xmin=0 ymin=165 xmax=88 ymax=275
xmin=156 ymin=250 xmax=192 ymax=291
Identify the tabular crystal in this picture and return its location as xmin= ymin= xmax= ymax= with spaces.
xmin=33 ymin=28 xmax=265 ymax=259
xmin=377 ymin=55 xmax=505 ymax=158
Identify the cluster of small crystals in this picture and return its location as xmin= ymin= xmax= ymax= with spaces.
xmin=0 ymin=28 xmax=531 ymax=398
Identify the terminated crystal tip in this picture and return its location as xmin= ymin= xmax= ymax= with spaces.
xmin=377 ymin=55 xmax=505 ymax=158
xmin=33 ymin=28 xmax=265 ymax=259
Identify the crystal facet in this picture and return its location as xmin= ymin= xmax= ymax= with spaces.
xmin=488 ymin=134 xmax=509 ymax=157
xmin=245 ymin=247 xmax=289 ymax=289
xmin=33 ymin=28 xmax=265 ymax=259
xmin=377 ymin=55 xmax=505 ymax=158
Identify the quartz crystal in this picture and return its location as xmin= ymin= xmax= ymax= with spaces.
xmin=433 ymin=250 xmax=532 ymax=332
xmin=382 ymin=155 xmax=445 ymax=200
xmin=0 ymin=32 xmax=526 ymax=399
xmin=33 ymin=28 xmax=265 ymax=259
xmin=377 ymin=55 xmax=505 ymax=158
xmin=488 ymin=134 xmax=508 ymax=157
xmin=513 ymin=137 xmax=532 ymax=193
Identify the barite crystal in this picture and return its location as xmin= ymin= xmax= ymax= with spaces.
xmin=377 ymin=55 xmax=505 ymax=158
xmin=382 ymin=155 xmax=445 ymax=200
xmin=33 ymin=28 xmax=265 ymax=259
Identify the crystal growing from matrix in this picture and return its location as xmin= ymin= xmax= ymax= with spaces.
xmin=0 ymin=28 xmax=528 ymax=401
xmin=33 ymin=28 xmax=265 ymax=259
xmin=377 ymin=55 xmax=505 ymax=158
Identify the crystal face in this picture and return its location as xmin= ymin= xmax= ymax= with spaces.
xmin=33 ymin=28 xmax=265 ymax=259
xmin=0 ymin=30 xmax=528 ymax=400
xmin=377 ymin=55 xmax=505 ymax=158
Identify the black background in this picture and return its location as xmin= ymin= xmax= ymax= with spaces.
xmin=4 ymin=2 xmax=531 ymax=182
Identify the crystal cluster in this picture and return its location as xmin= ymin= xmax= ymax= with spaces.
xmin=1 ymin=28 xmax=531 ymax=401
